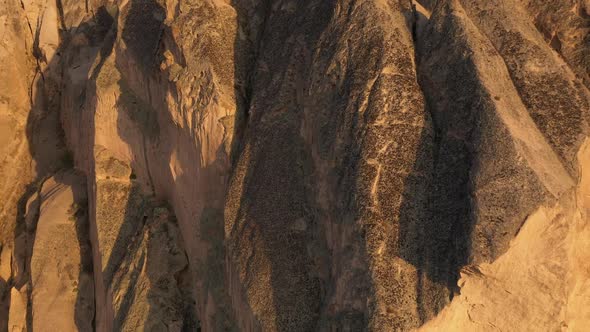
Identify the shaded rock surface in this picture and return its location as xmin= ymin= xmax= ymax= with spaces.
xmin=0 ymin=0 xmax=588 ymax=331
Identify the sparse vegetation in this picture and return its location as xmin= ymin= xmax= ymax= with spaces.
xmin=67 ymin=200 xmax=87 ymax=222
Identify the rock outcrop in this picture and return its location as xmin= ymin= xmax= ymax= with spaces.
xmin=28 ymin=171 xmax=94 ymax=331
xmin=0 ymin=0 xmax=588 ymax=331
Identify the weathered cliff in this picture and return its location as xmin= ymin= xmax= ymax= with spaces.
xmin=0 ymin=0 xmax=588 ymax=331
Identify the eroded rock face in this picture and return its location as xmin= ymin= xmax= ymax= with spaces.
xmin=0 ymin=0 xmax=589 ymax=331
xmin=29 ymin=171 xmax=94 ymax=332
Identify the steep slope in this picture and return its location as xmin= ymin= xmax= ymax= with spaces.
xmin=28 ymin=171 xmax=94 ymax=331
xmin=0 ymin=0 xmax=588 ymax=331
xmin=524 ymin=0 xmax=590 ymax=87
xmin=414 ymin=0 xmax=590 ymax=330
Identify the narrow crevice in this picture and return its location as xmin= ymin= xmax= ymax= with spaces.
xmin=411 ymin=0 xmax=451 ymax=322
xmin=242 ymin=0 xmax=272 ymax=119
xmin=413 ymin=5 xmax=472 ymax=299
xmin=142 ymin=81 xmax=157 ymax=196
xmin=410 ymin=2 xmax=428 ymax=324
xmin=411 ymin=1 xmax=436 ymax=133
xmin=229 ymin=0 xmax=273 ymax=166
xmin=19 ymin=0 xmax=46 ymax=108
xmin=55 ymin=0 xmax=67 ymax=31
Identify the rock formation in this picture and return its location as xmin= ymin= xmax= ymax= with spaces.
xmin=0 ymin=0 xmax=588 ymax=331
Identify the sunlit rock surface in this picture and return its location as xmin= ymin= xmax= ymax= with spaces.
xmin=0 ymin=0 xmax=588 ymax=331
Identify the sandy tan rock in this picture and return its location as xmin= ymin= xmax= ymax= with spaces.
xmin=58 ymin=1 xmax=241 ymax=330
xmin=0 ymin=248 xmax=11 ymax=283
xmin=1 ymin=0 xmax=589 ymax=331
xmin=29 ymin=171 xmax=94 ymax=332
xmin=417 ymin=139 xmax=590 ymax=331
xmin=111 ymin=207 xmax=192 ymax=332
xmin=0 ymin=247 xmax=13 ymax=331
xmin=7 ymin=287 xmax=27 ymax=332
xmin=0 ymin=0 xmax=36 ymax=245
xmin=522 ymin=0 xmax=590 ymax=87
xmin=456 ymin=0 xmax=590 ymax=175
xmin=225 ymin=0 xmax=438 ymax=330
xmin=413 ymin=1 xmax=590 ymax=330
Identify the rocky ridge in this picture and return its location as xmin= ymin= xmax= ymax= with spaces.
xmin=0 ymin=0 xmax=588 ymax=331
